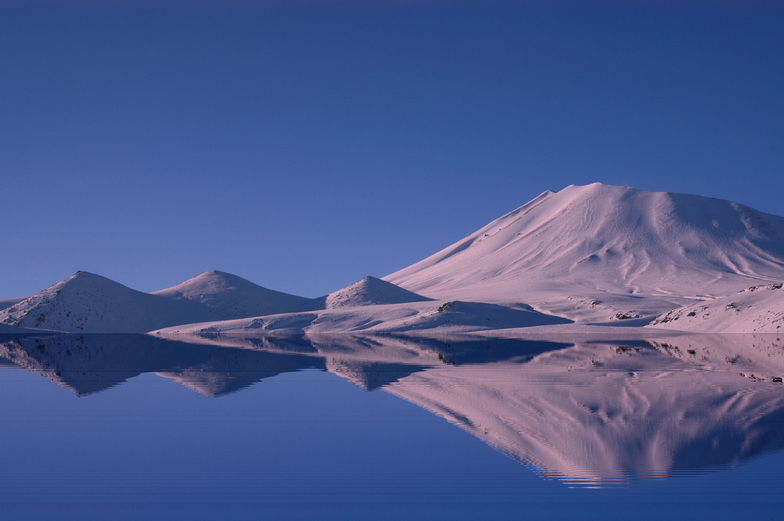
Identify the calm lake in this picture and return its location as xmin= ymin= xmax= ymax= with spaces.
xmin=1 ymin=332 xmax=783 ymax=520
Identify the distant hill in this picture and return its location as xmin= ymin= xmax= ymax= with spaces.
xmin=0 ymin=271 xmax=214 ymax=333
xmin=324 ymin=276 xmax=431 ymax=308
xmin=0 ymin=270 xmax=315 ymax=333
xmin=153 ymin=270 xmax=314 ymax=319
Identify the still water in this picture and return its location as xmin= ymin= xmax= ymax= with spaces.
xmin=1 ymin=332 xmax=783 ymax=520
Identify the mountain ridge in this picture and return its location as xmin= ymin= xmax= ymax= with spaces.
xmin=0 ymin=270 xmax=316 ymax=333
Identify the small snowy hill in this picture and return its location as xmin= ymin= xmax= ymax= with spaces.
xmin=324 ymin=276 xmax=431 ymax=309
xmin=648 ymin=282 xmax=784 ymax=333
xmin=0 ymin=271 xmax=213 ymax=333
xmin=153 ymin=270 xmax=314 ymax=319
xmin=386 ymin=183 xmax=784 ymax=321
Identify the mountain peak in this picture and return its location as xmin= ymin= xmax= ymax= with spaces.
xmin=69 ymin=270 xmax=110 ymax=281
xmin=326 ymin=276 xmax=431 ymax=309
xmin=52 ymin=271 xmax=136 ymax=293
xmin=201 ymin=269 xmax=238 ymax=279
xmin=154 ymin=271 xmax=313 ymax=319
xmin=156 ymin=270 xmax=261 ymax=295
xmin=0 ymin=272 xmax=213 ymax=333
xmin=386 ymin=185 xmax=784 ymax=321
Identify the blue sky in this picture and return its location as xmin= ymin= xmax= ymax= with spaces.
xmin=2 ymin=1 xmax=782 ymax=298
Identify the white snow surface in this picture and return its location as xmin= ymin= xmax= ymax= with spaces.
xmin=386 ymin=183 xmax=784 ymax=321
xmin=4 ymin=183 xmax=784 ymax=335
xmin=152 ymin=299 xmax=570 ymax=336
xmin=0 ymin=270 xmax=317 ymax=333
xmin=153 ymin=270 xmax=314 ymax=319
xmin=324 ymin=276 xmax=431 ymax=308
xmin=0 ymin=271 xmax=217 ymax=333
xmin=648 ymin=282 xmax=784 ymax=333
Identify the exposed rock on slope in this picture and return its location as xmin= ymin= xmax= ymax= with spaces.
xmin=648 ymin=282 xmax=784 ymax=333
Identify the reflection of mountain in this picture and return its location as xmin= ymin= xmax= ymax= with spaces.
xmin=324 ymin=358 xmax=429 ymax=390
xmin=0 ymin=334 xmax=322 ymax=396
xmin=2 ymin=332 xmax=784 ymax=485
xmin=154 ymin=348 xmax=324 ymax=397
xmin=385 ymin=335 xmax=784 ymax=485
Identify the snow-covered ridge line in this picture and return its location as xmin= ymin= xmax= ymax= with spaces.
xmin=3 ymin=183 xmax=784 ymax=334
xmin=0 ymin=270 xmax=315 ymax=333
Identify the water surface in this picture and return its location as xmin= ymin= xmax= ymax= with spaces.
xmin=1 ymin=332 xmax=783 ymax=520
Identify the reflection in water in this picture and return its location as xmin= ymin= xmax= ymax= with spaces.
xmin=1 ymin=332 xmax=784 ymax=487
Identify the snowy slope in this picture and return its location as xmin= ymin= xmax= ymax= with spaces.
xmin=153 ymin=270 xmax=314 ymax=319
xmin=0 ymin=271 xmax=214 ymax=333
xmin=648 ymin=282 xmax=784 ymax=333
xmin=386 ymin=183 xmax=784 ymax=321
xmin=152 ymin=299 xmax=570 ymax=336
xmin=324 ymin=276 xmax=431 ymax=308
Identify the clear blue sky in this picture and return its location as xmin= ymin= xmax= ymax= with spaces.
xmin=2 ymin=1 xmax=782 ymax=298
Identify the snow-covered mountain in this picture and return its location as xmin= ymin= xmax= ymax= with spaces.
xmin=323 ymin=276 xmax=431 ymax=308
xmin=648 ymin=282 xmax=784 ymax=333
xmin=386 ymin=183 xmax=784 ymax=321
xmin=5 ymin=182 xmax=783 ymax=334
xmin=0 ymin=270 xmax=317 ymax=333
xmin=153 ymin=270 xmax=314 ymax=319
xmin=0 ymin=271 xmax=215 ymax=333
